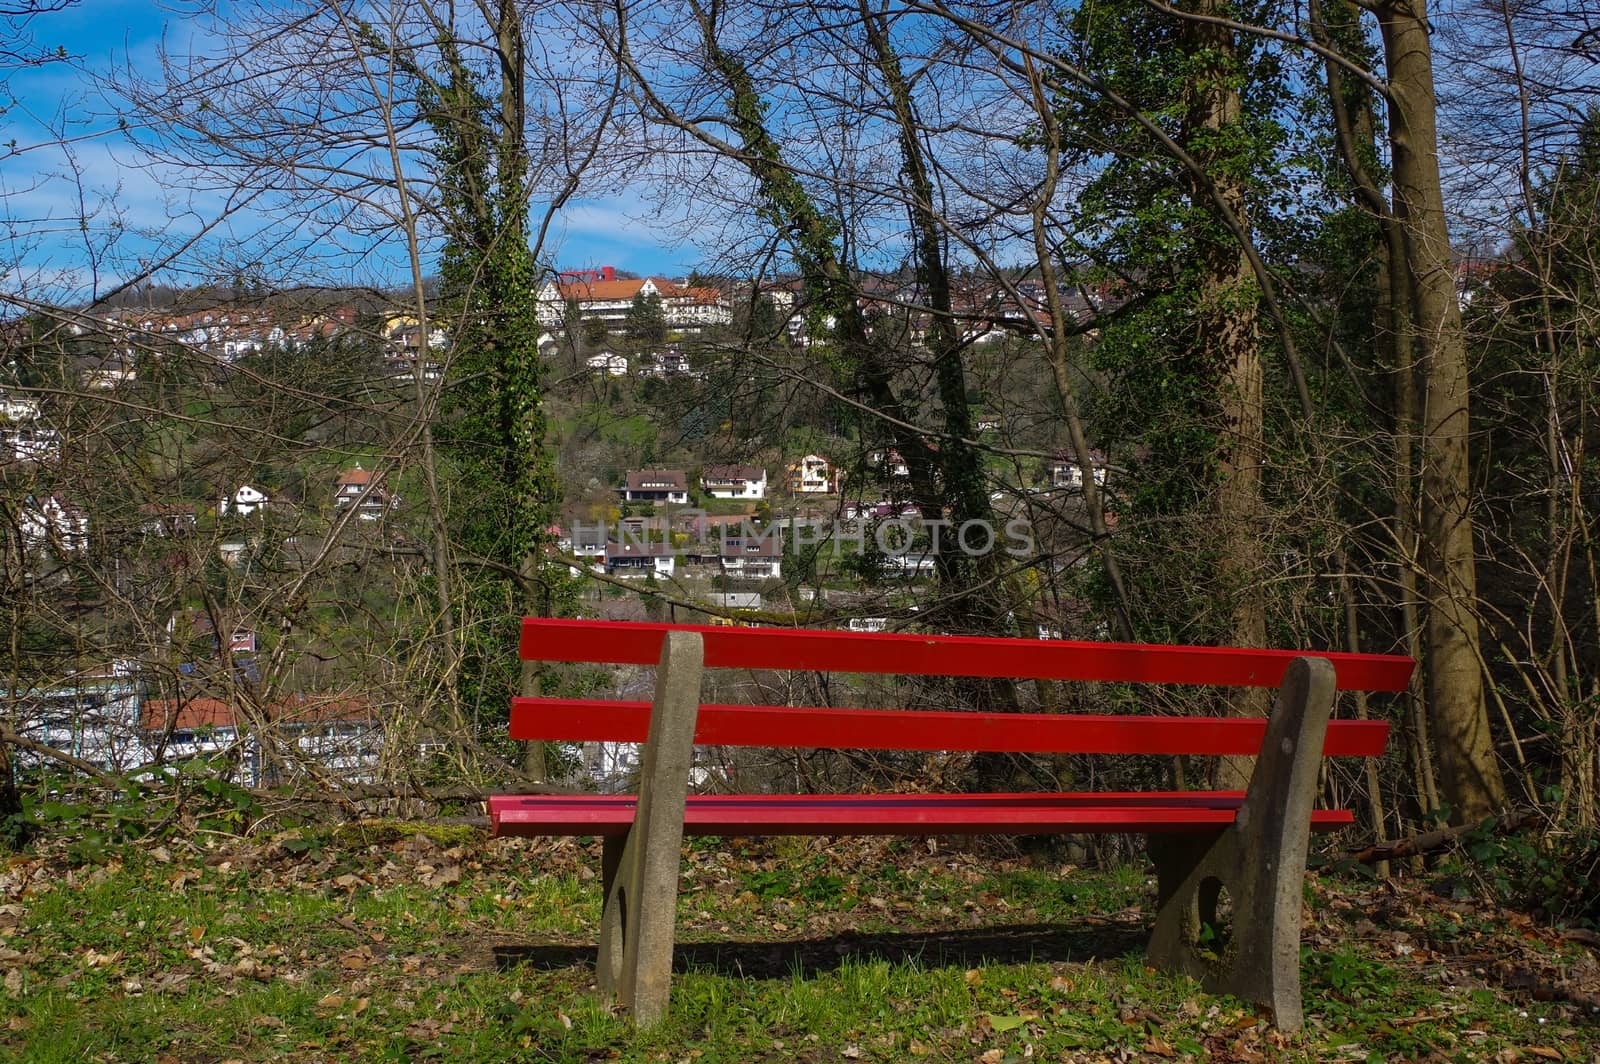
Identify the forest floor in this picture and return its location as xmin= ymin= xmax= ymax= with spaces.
xmin=2 ymin=823 xmax=1597 ymax=1062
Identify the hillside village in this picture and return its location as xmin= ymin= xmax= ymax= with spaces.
xmin=3 ymin=264 xmax=1122 ymax=788
xmin=0 ymin=248 xmax=1512 ymax=793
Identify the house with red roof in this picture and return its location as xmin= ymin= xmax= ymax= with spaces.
xmin=535 ymin=267 xmax=731 ymax=332
xmin=334 ymin=464 xmax=397 ymax=520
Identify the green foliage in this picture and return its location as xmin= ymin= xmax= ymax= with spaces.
xmin=625 ymin=292 xmax=667 ymax=344
xmin=18 ymin=770 xmax=259 ymax=864
xmin=1050 ymin=0 xmax=1350 ymax=646
xmin=414 ymin=25 xmax=573 ymax=732
xmin=1449 ymin=819 xmax=1600 ymax=927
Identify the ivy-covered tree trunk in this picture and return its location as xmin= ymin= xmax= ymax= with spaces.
xmin=423 ymin=0 xmax=562 ymax=779
xmin=1183 ymin=4 xmax=1271 ymax=786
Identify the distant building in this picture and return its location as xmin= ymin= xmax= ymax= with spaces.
xmin=649 ymin=349 xmax=692 ymax=376
xmin=720 ymin=530 xmax=782 ymax=580
xmin=139 ymin=503 xmax=198 ymax=537
xmin=333 ymin=464 xmax=396 ymax=520
xmin=139 ymin=694 xmax=384 ymax=786
xmin=20 ymin=495 xmax=88 ymax=551
xmin=786 ymin=454 xmax=838 ymax=495
xmin=2 ymin=427 xmax=60 ymax=463
xmin=565 ymin=522 xmax=609 ymax=558
xmin=701 ymin=464 xmax=767 ymax=500
xmin=105 ymin=305 xmax=358 ymax=363
xmin=1047 ymin=450 xmax=1108 ymax=491
xmin=139 ymin=698 xmax=245 ymax=773
xmin=273 ymin=695 xmax=383 ymax=784
xmin=0 ymin=394 xmax=41 ymax=422
xmin=605 ymin=540 xmax=676 ymax=578
xmin=535 ymin=267 xmax=732 ymax=331
xmin=220 ymin=484 xmax=271 ymax=517
xmin=79 ymin=356 xmax=136 ymax=390
xmin=868 ymin=449 xmax=911 ymax=478
xmin=7 ymin=670 xmax=143 ymax=773
xmin=622 ymin=470 xmax=689 ymax=505
xmin=585 ymin=351 xmax=629 ymax=377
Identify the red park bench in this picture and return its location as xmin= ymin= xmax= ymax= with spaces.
xmin=489 ymin=618 xmax=1414 ymax=1030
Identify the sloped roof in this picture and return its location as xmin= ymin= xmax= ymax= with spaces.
xmin=607 ymin=541 xmax=674 ymax=559
xmin=722 ymin=532 xmax=783 ymax=559
xmin=702 ymin=464 xmax=764 ymax=483
xmin=141 ymin=698 xmax=235 ymax=732
xmin=140 ymin=694 xmax=378 ymax=732
xmin=625 ymin=469 xmax=687 ymax=491
xmin=554 ymin=277 xmax=669 ymax=302
xmin=273 ymin=694 xmax=378 ymax=726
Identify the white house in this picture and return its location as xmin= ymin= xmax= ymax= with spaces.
xmin=139 ymin=695 xmax=384 ymax=787
xmin=333 ymin=465 xmax=395 ymax=520
xmin=20 ymin=495 xmax=88 ymax=552
xmin=2 ymin=427 xmax=60 ymax=462
xmin=275 ymin=695 xmax=384 ymax=785
xmin=786 ymin=454 xmax=837 ymax=494
xmin=605 ymin=541 xmax=676 ymax=578
xmin=8 ymin=672 xmax=143 ymax=774
xmin=0 ymin=394 xmax=40 ymax=422
xmin=220 ymin=484 xmax=270 ymax=517
xmin=535 ymin=267 xmax=732 ymax=331
xmin=139 ymin=503 xmax=198 ymax=537
xmin=651 ymin=349 xmax=692 ymax=376
xmin=80 ymin=357 xmax=136 ymax=390
xmin=869 ymin=449 xmax=911 ymax=478
xmin=701 ymin=464 xmax=767 ymax=500
xmin=139 ymin=698 xmax=253 ymax=782
xmin=586 ymin=351 xmax=629 ymax=377
xmin=1048 ymin=450 xmax=1108 ymax=491
xmin=720 ymin=531 xmax=782 ymax=580
xmin=623 ymin=470 xmax=689 ymax=505
xmin=565 ymin=522 xmax=609 ymax=557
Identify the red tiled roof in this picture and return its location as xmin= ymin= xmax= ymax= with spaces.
xmin=140 ymin=695 xmax=378 ymax=732
xmin=141 ymin=698 xmax=235 ymax=732
xmin=554 ymin=277 xmax=685 ymax=302
xmin=273 ymin=695 xmax=378 ymax=726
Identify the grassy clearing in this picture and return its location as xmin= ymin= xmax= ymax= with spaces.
xmin=1 ymin=828 xmax=1595 ymax=1062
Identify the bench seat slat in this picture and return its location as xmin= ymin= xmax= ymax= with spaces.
xmin=510 ymin=698 xmax=1390 ymax=756
xmin=487 ymin=792 xmax=1356 ymax=837
xmin=520 ymin=619 xmax=1415 ymax=691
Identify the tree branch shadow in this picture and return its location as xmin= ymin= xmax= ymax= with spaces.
xmin=490 ymin=918 xmax=1147 ymax=979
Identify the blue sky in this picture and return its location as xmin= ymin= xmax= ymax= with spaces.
xmin=2 ymin=2 xmax=694 ymax=300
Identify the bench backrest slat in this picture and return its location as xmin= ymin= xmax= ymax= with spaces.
xmin=510 ymin=698 xmax=1391 ymax=757
xmin=520 ymin=619 xmax=1415 ymax=692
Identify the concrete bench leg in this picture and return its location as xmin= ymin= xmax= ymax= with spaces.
xmin=594 ymin=631 xmax=704 ymax=1026
xmin=1146 ymin=656 xmax=1337 ymax=1033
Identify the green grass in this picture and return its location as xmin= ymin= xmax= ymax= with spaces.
xmin=2 ymin=831 xmax=1595 ymax=1062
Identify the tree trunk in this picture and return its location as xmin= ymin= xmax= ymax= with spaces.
xmin=1184 ymin=2 xmax=1269 ymax=788
xmin=860 ymin=6 xmax=1003 ymax=633
xmin=1377 ymin=0 xmax=1509 ymax=822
